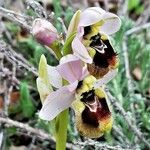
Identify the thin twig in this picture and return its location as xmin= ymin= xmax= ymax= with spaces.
xmin=0 ymin=7 xmax=29 ymax=19
xmin=0 ymin=116 xmax=128 ymax=150
xmin=122 ymin=36 xmax=137 ymax=126
xmin=0 ymin=116 xmax=52 ymax=140
xmin=0 ymin=21 xmax=15 ymax=46
xmin=112 ymin=126 xmax=131 ymax=146
xmin=74 ymin=139 xmax=128 ymax=150
xmin=122 ymin=37 xmax=133 ymax=92
xmin=0 ymin=41 xmax=38 ymax=76
xmin=136 ymin=1 xmax=150 ymax=25
xmin=104 ymin=0 xmax=109 ymax=11
xmin=26 ymin=0 xmax=47 ymax=18
xmin=1 ymin=66 xmax=36 ymax=91
xmin=118 ymin=0 xmax=128 ymax=16
xmin=57 ymin=17 xmax=67 ymax=34
xmin=0 ymin=7 xmax=31 ymax=31
xmin=125 ymin=22 xmax=150 ymax=36
xmin=0 ymin=132 xmax=3 ymax=149
xmin=0 ymin=116 xmax=80 ymax=150
xmin=107 ymin=92 xmax=150 ymax=149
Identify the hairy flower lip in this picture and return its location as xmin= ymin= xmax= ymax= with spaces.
xmin=73 ymin=87 xmax=113 ymax=138
xmin=87 ymin=33 xmax=119 ymax=78
xmin=84 ymin=96 xmax=100 ymax=113
xmin=81 ymin=94 xmax=111 ymax=128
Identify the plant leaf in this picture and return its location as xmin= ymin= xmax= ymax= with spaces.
xmin=20 ymin=82 xmax=35 ymax=118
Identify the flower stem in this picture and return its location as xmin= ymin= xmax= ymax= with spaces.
xmin=63 ymin=32 xmax=76 ymax=55
xmin=55 ymin=109 xmax=69 ymax=150
xmin=49 ymin=42 xmax=63 ymax=60
xmin=49 ymin=36 xmax=72 ymax=150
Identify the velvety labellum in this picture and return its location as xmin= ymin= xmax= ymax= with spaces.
xmin=84 ymin=31 xmax=118 ymax=78
xmin=81 ymin=89 xmax=111 ymax=128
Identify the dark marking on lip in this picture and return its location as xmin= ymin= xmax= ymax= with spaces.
xmin=81 ymin=90 xmax=111 ymax=127
xmin=90 ymin=34 xmax=102 ymax=47
xmin=93 ymin=50 xmax=109 ymax=68
xmin=84 ymin=26 xmax=91 ymax=36
xmin=90 ymin=34 xmax=117 ymax=68
xmin=81 ymin=89 xmax=95 ymax=103
xmin=82 ymin=107 xmax=99 ymax=127
xmin=77 ymin=80 xmax=83 ymax=90
xmin=98 ymin=98 xmax=111 ymax=118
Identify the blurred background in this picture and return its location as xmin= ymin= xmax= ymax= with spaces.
xmin=0 ymin=0 xmax=150 ymax=150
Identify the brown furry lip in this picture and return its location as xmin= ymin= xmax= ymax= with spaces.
xmin=81 ymin=90 xmax=111 ymax=127
xmin=87 ymin=34 xmax=118 ymax=78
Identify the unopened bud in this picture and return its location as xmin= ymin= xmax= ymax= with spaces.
xmin=32 ymin=18 xmax=58 ymax=46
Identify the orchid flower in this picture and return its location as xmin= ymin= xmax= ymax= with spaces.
xmin=72 ymin=84 xmax=113 ymax=138
xmin=38 ymin=54 xmax=115 ymax=138
xmin=39 ymin=54 xmax=88 ymax=120
xmin=70 ymin=7 xmax=121 ymax=78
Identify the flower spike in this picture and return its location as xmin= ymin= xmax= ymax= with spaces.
xmin=36 ymin=7 xmax=121 ymax=140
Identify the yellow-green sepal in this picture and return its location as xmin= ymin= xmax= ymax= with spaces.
xmin=66 ymin=10 xmax=81 ymax=38
xmin=37 ymin=54 xmax=53 ymax=103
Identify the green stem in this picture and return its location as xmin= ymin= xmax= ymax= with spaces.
xmin=49 ymin=42 xmax=63 ymax=60
xmin=55 ymin=109 xmax=69 ymax=150
xmin=62 ymin=32 xmax=76 ymax=55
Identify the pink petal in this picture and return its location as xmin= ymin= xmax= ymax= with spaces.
xmin=79 ymin=7 xmax=106 ymax=27
xmin=59 ymin=54 xmax=80 ymax=64
xmin=81 ymin=65 xmax=89 ymax=80
xmin=67 ymin=80 xmax=78 ymax=92
xmin=99 ymin=12 xmax=121 ymax=35
xmin=39 ymin=84 xmax=75 ymax=121
xmin=94 ymin=69 xmax=118 ymax=88
xmin=72 ymin=36 xmax=92 ymax=64
xmin=79 ymin=7 xmax=121 ymax=35
xmin=57 ymin=55 xmax=84 ymax=83
xmin=47 ymin=65 xmax=62 ymax=88
xmin=77 ymin=26 xmax=84 ymax=37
